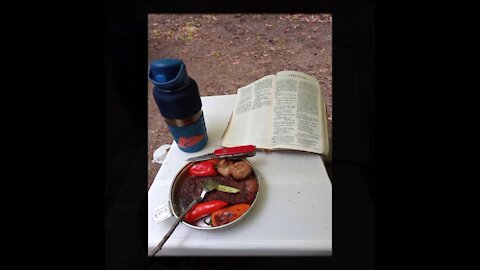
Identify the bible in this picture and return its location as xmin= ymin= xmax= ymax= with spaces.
xmin=221 ymin=70 xmax=329 ymax=157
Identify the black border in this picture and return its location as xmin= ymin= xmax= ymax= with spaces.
xmin=106 ymin=1 xmax=375 ymax=269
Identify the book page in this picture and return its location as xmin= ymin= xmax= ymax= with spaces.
xmin=271 ymin=71 xmax=329 ymax=156
xmin=221 ymin=75 xmax=275 ymax=149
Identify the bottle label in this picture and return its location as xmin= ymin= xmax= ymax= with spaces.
xmin=167 ymin=114 xmax=208 ymax=153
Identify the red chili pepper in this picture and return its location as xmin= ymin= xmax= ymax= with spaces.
xmin=189 ymin=160 xmax=217 ymax=176
xmin=208 ymin=159 xmax=220 ymax=166
xmin=184 ymin=200 xmax=228 ymax=224
xmin=211 ymin=204 xmax=250 ymax=227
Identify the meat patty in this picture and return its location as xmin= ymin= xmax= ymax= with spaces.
xmin=177 ymin=174 xmax=258 ymax=211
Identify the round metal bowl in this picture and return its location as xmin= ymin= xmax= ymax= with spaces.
xmin=168 ymin=158 xmax=260 ymax=230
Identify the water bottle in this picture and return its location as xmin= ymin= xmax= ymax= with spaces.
xmin=148 ymin=58 xmax=208 ymax=153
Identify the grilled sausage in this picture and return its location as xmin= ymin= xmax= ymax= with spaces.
xmin=245 ymin=178 xmax=258 ymax=193
xmin=230 ymin=161 xmax=252 ymax=180
xmin=217 ymin=159 xmax=233 ymax=177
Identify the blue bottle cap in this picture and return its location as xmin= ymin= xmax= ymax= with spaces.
xmin=148 ymin=58 xmax=189 ymax=90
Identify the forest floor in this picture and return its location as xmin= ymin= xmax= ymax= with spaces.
xmin=148 ymin=14 xmax=332 ymax=188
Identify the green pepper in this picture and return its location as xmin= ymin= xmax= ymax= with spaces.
xmin=215 ymin=184 xmax=240 ymax=193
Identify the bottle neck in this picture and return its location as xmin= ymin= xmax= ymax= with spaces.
xmin=164 ymin=110 xmax=203 ymax=127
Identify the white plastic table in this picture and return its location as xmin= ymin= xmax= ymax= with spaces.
xmin=148 ymin=94 xmax=332 ymax=256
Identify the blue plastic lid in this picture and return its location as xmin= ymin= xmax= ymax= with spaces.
xmin=148 ymin=58 xmax=189 ymax=90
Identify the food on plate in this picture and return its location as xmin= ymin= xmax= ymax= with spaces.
xmin=244 ymin=178 xmax=258 ymax=193
xmin=215 ymin=184 xmax=240 ymax=193
xmin=188 ymin=160 xmax=217 ymax=176
xmin=184 ymin=200 xmax=228 ymax=224
xmin=208 ymin=159 xmax=220 ymax=165
xmin=211 ymin=204 xmax=251 ymax=227
xmin=178 ymin=174 xmax=257 ymax=209
xmin=230 ymin=160 xmax=252 ymax=180
xmin=216 ymin=159 xmax=233 ymax=177
xmin=176 ymin=159 xmax=258 ymax=227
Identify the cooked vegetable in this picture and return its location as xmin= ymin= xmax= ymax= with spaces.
xmin=211 ymin=204 xmax=250 ymax=227
xmin=189 ymin=161 xmax=217 ymax=177
xmin=230 ymin=161 xmax=252 ymax=180
xmin=184 ymin=200 xmax=228 ymax=224
xmin=208 ymin=159 xmax=220 ymax=165
xmin=216 ymin=159 xmax=233 ymax=177
xmin=216 ymin=184 xmax=240 ymax=193
xmin=244 ymin=178 xmax=258 ymax=193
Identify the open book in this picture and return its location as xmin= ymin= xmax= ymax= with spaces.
xmin=221 ymin=70 xmax=329 ymax=157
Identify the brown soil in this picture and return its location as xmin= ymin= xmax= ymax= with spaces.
xmin=148 ymin=14 xmax=332 ymax=188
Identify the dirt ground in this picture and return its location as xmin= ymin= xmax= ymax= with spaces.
xmin=148 ymin=14 xmax=332 ymax=188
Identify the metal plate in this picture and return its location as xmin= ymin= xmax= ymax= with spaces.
xmin=168 ymin=158 xmax=261 ymax=230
